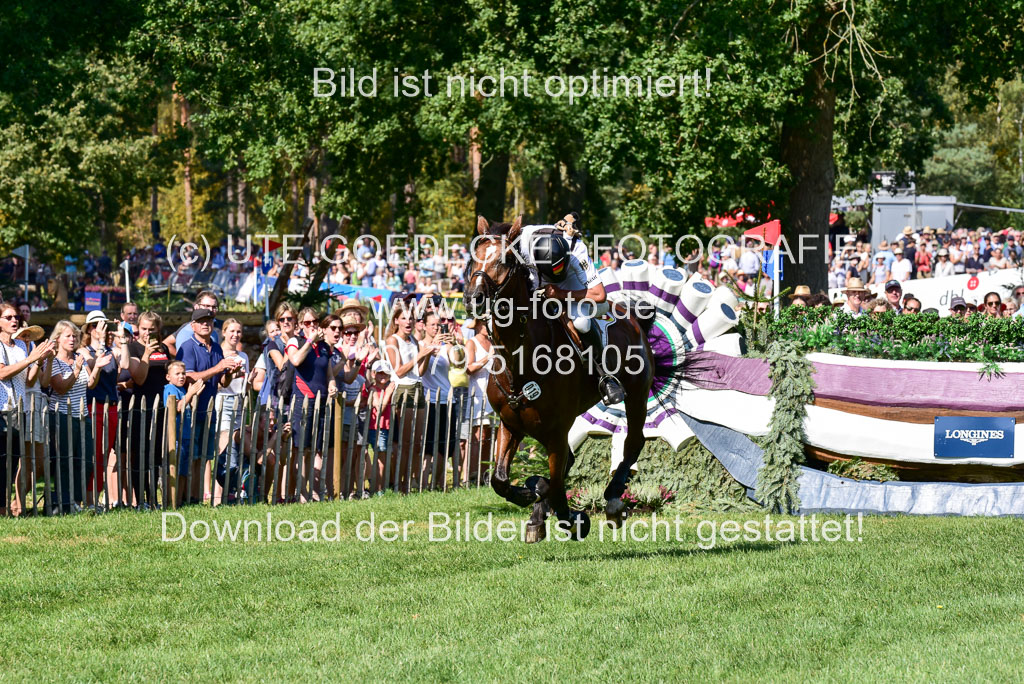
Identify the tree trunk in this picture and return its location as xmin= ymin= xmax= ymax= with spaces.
xmin=404 ymin=181 xmax=416 ymax=240
xmin=780 ymin=61 xmax=835 ymax=295
xmin=469 ymin=127 xmax=481 ymax=190
xmin=474 ymin=149 xmax=509 ymax=222
xmin=236 ymin=169 xmax=247 ymax=233
xmin=1016 ymin=112 xmax=1023 ymax=198
xmin=150 ymin=118 xmax=159 ymax=241
xmin=307 ymin=217 xmax=351 ymax=299
xmin=175 ymin=91 xmax=194 ymax=234
xmin=545 ymin=160 xmax=586 ymax=221
xmin=226 ymin=171 xmax=236 ymax=233
xmin=291 ymin=173 xmax=301 ymax=233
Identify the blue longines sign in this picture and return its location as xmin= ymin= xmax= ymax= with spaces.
xmin=934 ymin=417 xmax=1016 ymax=459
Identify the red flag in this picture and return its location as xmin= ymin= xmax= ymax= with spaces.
xmin=743 ymin=219 xmax=782 ymax=246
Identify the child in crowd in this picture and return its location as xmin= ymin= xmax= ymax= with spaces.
xmin=362 ymin=360 xmax=395 ymax=490
xmin=163 ymin=360 xmax=205 ymax=506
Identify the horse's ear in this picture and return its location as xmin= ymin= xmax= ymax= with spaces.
xmin=476 ymin=216 xmax=490 ymax=235
xmin=508 ymin=214 xmax=523 ymax=241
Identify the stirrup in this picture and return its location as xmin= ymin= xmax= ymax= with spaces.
xmin=599 ymin=375 xmax=625 ymax=405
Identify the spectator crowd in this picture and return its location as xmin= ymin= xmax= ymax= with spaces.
xmin=0 ymin=289 xmax=497 ymax=517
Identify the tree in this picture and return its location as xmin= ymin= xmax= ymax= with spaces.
xmin=0 ymin=0 xmax=169 ymax=257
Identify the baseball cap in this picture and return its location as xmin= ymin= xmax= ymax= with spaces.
xmin=885 ymin=280 xmax=902 ymax=291
xmin=371 ymin=360 xmax=391 ymax=374
xmin=950 ymin=296 xmax=968 ymax=311
xmin=191 ymin=308 xmax=215 ymax=322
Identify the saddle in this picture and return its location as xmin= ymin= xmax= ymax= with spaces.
xmin=562 ymin=311 xmax=610 ymax=352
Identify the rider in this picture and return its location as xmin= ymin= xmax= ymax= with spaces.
xmin=521 ymin=213 xmax=626 ymax=405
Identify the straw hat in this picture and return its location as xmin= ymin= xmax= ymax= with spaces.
xmin=902 ymin=226 xmax=913 ymax=235
xmin=336 ymin=298 xmax=368 ymax=330
xmin=341 ymin=313 xmax=367 ymax=331
xmin=788 ymin=285 xmax=812 ymax=299
xmin=13 ymin=325 xmax=45 ymax=343
xmin=336 ymin=298 xmax=368 ymax=319
xmin=843 ymin=277 xmax=869 ymax=294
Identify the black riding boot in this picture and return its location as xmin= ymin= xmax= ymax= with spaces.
xmin=579 ymin=324 xmax=626 ymax=405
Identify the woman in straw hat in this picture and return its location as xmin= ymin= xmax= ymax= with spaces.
xmin=788 ymin=285 xmax=812 ymax=307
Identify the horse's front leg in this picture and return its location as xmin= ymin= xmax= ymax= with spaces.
xmin=540 ymin=437 xmax=591 ymax=542
xmin=489 ymin=422 xmax=537 ymax=508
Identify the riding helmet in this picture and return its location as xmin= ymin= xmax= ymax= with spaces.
xmin=532 ymin=232 xmax=570 ymax=282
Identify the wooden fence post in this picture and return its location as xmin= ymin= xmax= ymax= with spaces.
xmin=166 ymin=395 xmax=178 ymax=510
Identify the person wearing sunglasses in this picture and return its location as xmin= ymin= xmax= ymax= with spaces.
xmin=163 ymin=290 xmax=222 ymax=357
xmin=949 ymin=296 xmax=970 ymax=317
xmin=981 ymin=292 xmax=1003 ymax=317
xmin=333 ymin=312 xmax=375 ymax=498
xmin=258 ymin=303 xmax=297 ymax=414
xmin=285 ymin=308 xmax=344 ymax=502
xmin=120 ymin=311 xmax=171 ymax=510
xmin=0 ymin=303 xmax=55 ymax=516
xmin=175 ymin=308 xmax=242 ymax=506
xmin=901 ymin=297 xmax=922 ymax=314
xmin=883 ymin=280 xmax=903 ymax=313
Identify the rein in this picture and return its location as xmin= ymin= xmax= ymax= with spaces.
xmin=468 ymin=251 xmax=538 ymax=410
xmin=468 ymin=259 xmax=522 ymax=303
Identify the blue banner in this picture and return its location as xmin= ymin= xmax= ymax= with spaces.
xmin=84 ymin=292 xmax=104 ymax=311
xmin=762 ymin=250 xmax=783 ymax=280
xmin=934 ymin=417 xmax=1015 ymax=459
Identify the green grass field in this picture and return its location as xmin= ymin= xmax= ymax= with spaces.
xmin=2 ymin=488 xmax=1022 ymax=681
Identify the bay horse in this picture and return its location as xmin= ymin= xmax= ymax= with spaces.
xmin=463 ymin=215 xmax=655 ymax=542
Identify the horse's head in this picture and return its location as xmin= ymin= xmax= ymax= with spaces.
xmin=464 ymin=214 xmax=523 ymax=319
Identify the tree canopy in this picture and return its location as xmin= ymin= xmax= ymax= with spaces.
xmin=2 ymin=0 xmax=1022 ymax=285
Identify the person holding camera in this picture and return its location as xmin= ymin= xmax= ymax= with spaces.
xmin=119 ymin=311 xmax=171 ymax=509
xmin=421 ymin=309 xmax=463 ymax=489
xmin=40 ymin=320 xmax=108 ymax=514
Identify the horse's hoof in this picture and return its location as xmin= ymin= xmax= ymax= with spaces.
xmin=525 ymin=522 xmax=546 ymax=544
xmin=606 ymin=497 xmax=626 ymax=516
xmin=606 ymin=498 xmax=628 ymax=527
xmin=557 ymin=510 xmax=591 ymax=541
xmin=606 ymin=509 xmax=628 ymax=527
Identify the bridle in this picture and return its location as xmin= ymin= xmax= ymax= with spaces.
xmin=466 ymin=241 xmax=539 ymax=410
xmin=467 ymin=243 xmax=524 ymax=312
